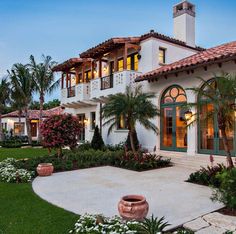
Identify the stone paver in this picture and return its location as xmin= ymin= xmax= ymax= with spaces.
xmin=183 ymin=217 xmax=209 ymax=231
xmin=195 ymin=225 xmax=227 ymax=234
xmin=32 ymin=166 xmax=223 ymax=230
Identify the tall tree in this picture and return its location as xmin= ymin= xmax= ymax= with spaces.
xmin=102 ymin=85 xmax=159 ymax=153
xmin=0 ymin=77 xmax=10 ymax=141
xmin=29 ymin=55 xmax=59 ymax=142
xmin=8 ymin=64 xmax=34 ymax=144
xmin=187 ymin=73 xmax=236 ymax=168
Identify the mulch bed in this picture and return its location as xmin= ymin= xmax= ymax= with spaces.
xmin=218 ymin=207 xmax=236 ymax=216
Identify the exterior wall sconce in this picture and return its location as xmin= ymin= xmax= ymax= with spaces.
xmin=184 ymin=110 xmax=193 ymax=121
xmin=137 ymin=54 xmax=142 ymax=60
xmin=83 ymin=118 xmax=88 ymax=124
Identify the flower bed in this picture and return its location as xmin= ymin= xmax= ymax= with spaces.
xmin=0 ymin=158 xmax=34 ymax=183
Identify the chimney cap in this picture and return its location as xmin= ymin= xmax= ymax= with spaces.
xmin=173 ymin=1 xmax=195 ymax=18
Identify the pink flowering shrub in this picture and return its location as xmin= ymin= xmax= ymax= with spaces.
xmin=41 ymin=114 xmax=81 ymax=156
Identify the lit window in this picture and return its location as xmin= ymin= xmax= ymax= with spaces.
xmin=84 ymin=70 xmax=92 ymax=82
xmin=127 ymin=56 xmax=131 ymax=70
xmin=118 ymin=59 xmax=123 ymax=71
xmin=134 ymin=54 xmax=139 ymax=71
xmin=14 ymin=123 xmax=25 ymax=136
xmin=118 ymin=115 xmax=128 ymax=129
xmin=91 ymin=112 xmax=96 ymax=130
xmin=78 ymin=73 xmax=82 ymax=83
xmin=159 ymin=48 xmax=166 ymax=64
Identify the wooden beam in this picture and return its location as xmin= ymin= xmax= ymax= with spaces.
xmin=98 ymin=59 xmax=102 ymax=78
xmin=82 ymin=64 xmax=85 ymax=83
xmin=75 ymin=68 xmax=79 ymax=84
xmin=61 ymin=73 xmax=64 ymax=89
xmin=66 ymin=73 xmax=69 ymax=88
xmin=125 ymin=43 xmax=141 ymax=51
xmin=114 ymin=50 xmax=118 ymax=72
xmin=91 ymin=60 xmax=94 ymax=79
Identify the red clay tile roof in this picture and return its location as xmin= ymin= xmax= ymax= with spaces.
xmin=140 ymin=30 xmax=204 ymax=51
xmin=80 ymin=37 xmax=140 ymax=58
xmin=52 ymin=58 xmax=92 ymax=72
xmin=136 ymin=41 xmax=236 ymax=82
xmin=2 ymin=107 xmax=63 ymax=119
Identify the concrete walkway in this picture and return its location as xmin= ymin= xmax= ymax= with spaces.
xmin=32 ymin=166 xmax=223 ymax=230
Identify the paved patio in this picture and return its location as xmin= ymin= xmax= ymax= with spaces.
xmin=32 ymin=166 xmax=223 ymax=229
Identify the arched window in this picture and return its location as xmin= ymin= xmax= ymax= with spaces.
xmin=161 ymin=86 xmax=187 ymax=151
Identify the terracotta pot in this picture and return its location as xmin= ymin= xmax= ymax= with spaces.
xmin=37 ymin=163 xmax=54 ymax=176
xmin=118 ymin=195 xmax=149 ymax=221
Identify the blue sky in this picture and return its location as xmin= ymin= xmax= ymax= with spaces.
xmin=0 ymin=0 xmax=236 ymax=101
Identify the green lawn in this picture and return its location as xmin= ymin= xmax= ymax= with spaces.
xmin=0 ymin=148 xmax=78 ymax=234
xmin=0 ymin=182 xmax=79 ymax=234
xmin=0 ymin=148 xmax=51 ymax=161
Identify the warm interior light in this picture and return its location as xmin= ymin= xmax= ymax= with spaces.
xmin=184 ymin=110 xmax=193 ymax=121
xmin=83 ymin=118 xmax=88 ymax=124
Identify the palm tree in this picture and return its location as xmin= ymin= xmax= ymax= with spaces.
xmin=29 ymin=55 xmax=59 ymax=142
xmin=186 ymin=73 xmax=236 ymax=168
xmin=102 ymin=85 xmax=159 ymax=153
xmin=0 ymin=77 xmax=11 ymax=141
xmin=8 ymin=64 xmax=35 ymax=144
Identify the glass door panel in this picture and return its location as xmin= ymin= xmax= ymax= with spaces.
xmin=176 ymin=107 xmax=187 ymax=149
xmin=77 ymin=114 xmax=85 ymax=142
xmin=199 ymin=103 xmax=214 ymax=152
xmin=162 ymin=107 xmax=173 ymax=147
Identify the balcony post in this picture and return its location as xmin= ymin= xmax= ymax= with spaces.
xmin=123 ymin=43 xmax=128 ymax=70
xmin=91 ymin=60 xmax=94 ymax=79
xmin=75 ymin=67 xmax=79 ymax=84
xmin=98 ymin=59 xmax=102 ymax=78
xmin=61 ymin=73 xmax=64 ymax=89
xmin=114 ymin=50 xmax=118 ymax=72
xmin=66 ymin=73 xmax=69 ymax=88
xmin=82 ymin=64 xmax=85 ymax=83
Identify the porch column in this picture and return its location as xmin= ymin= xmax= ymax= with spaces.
xmin=186 ymin=89 xmax=197 ymax=156
xmin=123 ymin=43 xmax=128 ymax=70
xmin=98 ymin=59 xmax=102 ymax=77
xmin=114 ymin=50 xmax=118 ymax=72
xmin=61 ymin=73 xmax=64 ymax=89
xmin=91 ymin=60 xmax=95 ymax=79
xmin=82 ymin=64 xmax=85 ymax=83
xmin=66 ymin=73 xmax=69 ymax=88
xmin=75 ymin=68 xmax=79 ymax=85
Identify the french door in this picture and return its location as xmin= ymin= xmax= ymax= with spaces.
xmin=77 ymin=114 xmax=85 ymax=142
xmin=198 ymin=103 xmax=235 ymax=155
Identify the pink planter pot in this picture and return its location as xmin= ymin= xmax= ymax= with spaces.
xmin=37 ymin=163 xmax=54 ymax=176
xmin=118 ymin=195 xmax=149 ymax=221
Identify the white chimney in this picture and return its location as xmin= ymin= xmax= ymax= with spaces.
xmin=173 ymin=1 xmax=196 ymax=47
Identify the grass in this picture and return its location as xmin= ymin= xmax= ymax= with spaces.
xmin=0 ymin=148 xmax=78 ymax=234
xmin=0 ymin=182 xmax=79 ymax=234
xmin=0 ymin=148 xmax=51 ymax=161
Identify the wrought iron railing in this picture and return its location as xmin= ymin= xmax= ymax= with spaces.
xmin=101 ymin=74 xmax=113 ymax=90
xmin=67 ymin=86 xmax=76 ymax=98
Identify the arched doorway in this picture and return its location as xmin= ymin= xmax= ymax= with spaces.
xmin=198 ymin=79 xmax=235 ymax=155
xmin=160 ymin=86 xmax=187 ymax=151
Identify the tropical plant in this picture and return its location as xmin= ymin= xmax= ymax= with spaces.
xmin=211 ymin=168 xmax=236 ymax=210
xmin=125 ymin=129 xmax=139 ymax=151
xmin=8 ymin=64 xmax=35 ymax=144
xmin=102 ymin=85 xmax=159 ymax=153
xmin=186 ymin=73 xmax=236 ymax=168
xmin=29 ymin=55 xmax=59 ymax=142
xmin=136 ymin=215 xmax=170 ymax=234
xmin=0 ymin=77 xmax=11 ymax=141
xmin=43 ymin=99 xmax=60 ymax=109
xmin=91 ymin=125 xmax=104 ymax=150
xmin=41 ymin=114 xmax=81 ymax=157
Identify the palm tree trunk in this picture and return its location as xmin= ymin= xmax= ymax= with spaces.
xmin=38 ymin=94 xmax=44 ymax=143
xmin=0 ymin=113 xmax=3 ymax=141
xmin=25 ymin=108 xmax=32 ymax=145
xmin=129 ymin=129 xmax=136 ymax=153
xmin=220 ymin=127 xmax=234 ymax=168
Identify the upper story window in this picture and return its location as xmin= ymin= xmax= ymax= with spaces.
xmin=84 ymin=70 xmax=92 ymax=82
xmin=127 ymin=53 xmax=139 ymax=71
xmin=118 ymin=59 xmax=124 ymax=71
xmin=117 ymin=114 xmax=128 ymax=130
xmin=159 ymin=47 xmax=166 ymax=64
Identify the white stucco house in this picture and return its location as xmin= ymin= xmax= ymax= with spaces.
xmin=53 ymin=1 xmax=236 ymax=157
xmin=1 ymin=107 xmax=63 ymax=141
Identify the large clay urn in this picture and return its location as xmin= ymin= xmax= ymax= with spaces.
xmin=118 ymin=195 xmax=149 ymax=221
xmin=37 ymin=163 xmax=54 ymax=176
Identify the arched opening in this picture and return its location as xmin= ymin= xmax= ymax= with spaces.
xmin=160 ymin=85 xmax=187 ymax=151
xmin=198 ymin=79 xmax=235 ymax=155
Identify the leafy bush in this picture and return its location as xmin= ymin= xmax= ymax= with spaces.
xmin=187 ymin=164 xmax=226 ymax=187
xmin=0 ymin=158 xmax=34 ymax=183
xmin=91 ymin=125 xmax=104 ymax=150
xmin=77 ymin=142 xmax=92 ymax=151
xmin=0 ymin=139 xmax=22 ymax=148
xmin=211 ymin=168 xmax=236 ymax=210
xmin=41 ymin=114 xmax=81 ymax=156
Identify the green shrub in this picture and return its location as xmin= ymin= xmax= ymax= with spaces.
xmin=187 ymin=164 xmax=226 ymax=187
xmin=91 ymin=126 xmax=104 ymax=150
xmin=0 ymin=139 xmax=22 ymax=148
xmin=211 ymin=168 xmax=236 ymax=210
xmin=77 ymin=142 xmax=92 ymax=151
